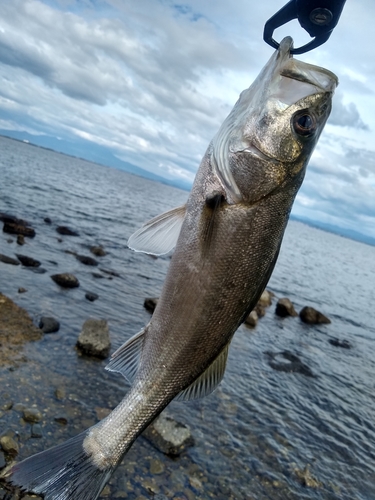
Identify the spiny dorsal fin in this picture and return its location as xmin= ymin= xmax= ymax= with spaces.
xmin=128 ymin=205 xmax=186 ymax=255
xmin=175 ymin=343 xmax=230 ymax=401
xmin=105 ymin=328 xmax=146 ymax=383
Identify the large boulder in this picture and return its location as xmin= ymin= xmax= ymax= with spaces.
xmin=51 ymin=273 xmax=80 ymax=288
xmin=76 ymin=319 xmax=110 ymax=358
xmin=275 ymin=298 xmax=298 ymax=317
xmin=299 ymin=306 xmax=331 ymax=324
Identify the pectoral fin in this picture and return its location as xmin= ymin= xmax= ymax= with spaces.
xmin=128 ymin=205 xmax=186 ymax=255
xmin=105 ymin=328 xmax=146 ymax=383
xmin=175 ymin=343 xmax=230 ymax=401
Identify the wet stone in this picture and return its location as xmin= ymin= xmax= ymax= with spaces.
xmin=299 ymin=306 xmax=331 ymax=324
xmin=39 ymin=316 xmax=60 ymax=334
xmin=51 ymin=273 xmax=80 ymax=288
xmin=16 ymin=234 xmax=25 ymax=245
xmin=18 ymin=287 xmax=27 ymax=294
xmin=0 ymin=396 xmax=13 ymax=411
xmin=3 ymin=222 xmax=35 ymax=238
xmin=23 ymin=408 xmax=42 ymax=423
xmin=13 ymin=403 xmax=26 ymax=412
xmin=85 ymin=292 xmax=99 ymax=302
xmin=56 ymin=225 xmax=79 ymax=236
xmin=90 ymin=245 xmax=107 ymax=257
xmin=54 ymin=387 xmax=66 ymax=400
xmin=0 ymin=253 xmax=20 ymax=265
xmin=149 ymin=458 xmax=165 ymax=475
xmin=31 ymin=423 xmax=43 ymax=438
xmin=244 ymin=310 xmax=258 ymax=328
xmin=329 ymin=338 xmax=352 ymax=349
xmin=265 ymin=350 xmax=315 ymax=377
xmin=15 ymin=254 xmax=41 ymax=267
xmin=143 ymin=413 xmax=194 ymax=456
xmin=275 ymin=298 xmax=298 ymax=317
xmin=54 ymin=415 xmax=68 ymax=425
xmin=76 ymin=319 xmax=111 ymax=358
xmin=75 ymin=254 xmax=98 ymax=266
xmin=0 ymin=435 xmax=19 ymax=456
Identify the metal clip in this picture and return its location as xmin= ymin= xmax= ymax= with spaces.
xmin=263 ymin=0 xmax=347 ymax=54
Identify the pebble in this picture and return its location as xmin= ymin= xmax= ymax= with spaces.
xmin=85 ymin=292 xmax=99 ymax=302
xmin=23 ymin=408 xmax=42 ymax=423
xmin=31 ymin=424 xmax=43 ymax=438
xmin=17 ymin=234 xmax=25 ymax=245
xmin=54 ymin=387 xmax=66 ymax=400
xmin=51 ymin=273 xmax=80 ymax=288
xmin=18 ymin=287 xmax=27 ymax=293
xmin=150 ymin=459 xmax=165 ymax=475
xmin=76 ymin=318 xmax=111 ymax=358
xmin=0 ymin=435 xmax=19 ymax=456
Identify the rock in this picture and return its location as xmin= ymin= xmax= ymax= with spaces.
xmin=265 ymin=350 xmax=315 ymax=377
xmin=3 ymin=222 xmax=35 ymax=238
xmin=100 ymin=268 xmax=120 ymax=277
xmin=299 ymin=306 xmax=331 ymax=324
xmin=0 ymin=253 xmax=20 ymax=265
xmin=76 ymin=319 xmax=111 ymax=358
xmin=75 ymin=254 xmax=98 ymax=266
xmin=56 ymin=226 xmax=79 ymax=236
xmin=51 ymin=273 xmax=80 ymax=288
xmin=258 ymin=290 xmax=273 ymax=307
xmin=0 ymin=435 xmax=19 ymax=456
xmin=39 ymin=317 xmax=60 ymax=334
xmin=295 ymin=464 xmax=322 ymax=488
xmin=244 ymin=310 xmax=258 ymax=328
xmin=16 ymin=234 xmax=25 ymax=245
xmin=54 ymin=415 xmax=68 ymax=425
xmin=0 ymin=213 xmax=27 ymax=225
xmin=275 ymin=298 xmax=298 ymax=317
xmin=329 ymin=338 xmax=351 ymax=349
xmin=143 ymin=413 xmax=194 ymax=456
xmin=15 ymin=254 xmax=41 ymax=267
xmin=0 ymin=450 xmax=5 ymax=469
xmin=85 ymin=292 xmax=99 ymax=302
xmin=54 ymin=387 xmax=66 ymax=400
xmin=23 ymin=407 xmax=42 ymax=423
xmin=31 ymin=423 xmax=43 ymax=438
xmin=44 ymin=217 xmax=52 ymax=224
xmin=90 ymin=245 xmax=107 ymax=257
xmin=144 ymin=297 xmax=159 ymax=313
xmin=18 ymin=287 xmax=27 ymax=294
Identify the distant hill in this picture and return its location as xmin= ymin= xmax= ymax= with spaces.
xmin=290 ymin=214 xmax=375 ymax=247
xmin=0 ymin=130 xmax=192 ymax=192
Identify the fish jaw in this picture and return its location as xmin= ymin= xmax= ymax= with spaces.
xmin=212 ymin=36 xmax=337 ymax=205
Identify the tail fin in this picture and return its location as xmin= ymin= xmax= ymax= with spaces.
xmin=4 ymin=429 xmax=114 ymax=500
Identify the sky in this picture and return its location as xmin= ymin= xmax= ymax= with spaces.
xmin=0 ymin=0 xmax=375 ymax=239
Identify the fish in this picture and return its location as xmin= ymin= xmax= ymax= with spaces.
xmin=4 ymin=36 xmax=337 ymax=499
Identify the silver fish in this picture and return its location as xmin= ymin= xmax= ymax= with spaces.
xmin=5 ymin=37 xmax=337 ymax=499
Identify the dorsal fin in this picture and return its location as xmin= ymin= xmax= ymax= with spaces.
xmin=128 ymin=205 xmax=186 ymax=255
xmin=175 ymin=343 xmax=230 ymax=401
xmin=105 ymin=328 xmax=146 ymax=383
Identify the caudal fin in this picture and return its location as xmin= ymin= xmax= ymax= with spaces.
xmin=4 ymin=429 xmax=114 ymax=500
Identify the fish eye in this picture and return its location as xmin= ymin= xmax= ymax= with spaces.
xmin=292 ymin=111 xmax=316 ymax=137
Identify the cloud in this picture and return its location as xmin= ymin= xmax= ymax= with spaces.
xmin=328 ymin=91 xmax=369 ymax=130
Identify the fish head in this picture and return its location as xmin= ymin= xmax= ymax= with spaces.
xmin=212 ymin=37 xmax=338 ymax=204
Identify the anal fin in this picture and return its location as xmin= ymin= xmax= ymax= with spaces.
xmin=175 ymin=343 xmax=230 ymax=401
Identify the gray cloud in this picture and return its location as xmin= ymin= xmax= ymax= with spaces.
xmin=328 ymin=92 xmax=369 ymax=130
